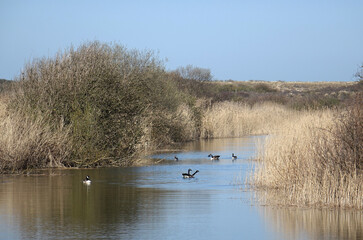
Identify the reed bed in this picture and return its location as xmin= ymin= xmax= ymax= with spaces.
xmin=201 ymin=101 xmax=300 ymax=138
xmin=0 ymin=99 xmax=71 ymax=172
xmin=252 ymin=96 xmax=363 ymax=209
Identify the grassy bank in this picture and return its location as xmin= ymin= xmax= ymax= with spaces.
xmin=251 ymin=94 xmax=363 ymax=209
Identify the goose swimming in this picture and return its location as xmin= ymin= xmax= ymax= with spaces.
xmin=182 ymin=169 xmax=199 ymax=178
xmin=208 ymin=154 xmax=220 ymax=160
xmin=83 ymin=175 xmax=91 ymax=184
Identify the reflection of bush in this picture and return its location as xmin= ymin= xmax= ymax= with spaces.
xmin=0 ymin=172 xmax=165 ymax=239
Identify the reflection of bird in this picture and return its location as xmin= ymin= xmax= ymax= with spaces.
xmin=182 ymin=169 xmax=199 ymax=178
xmin=232 ymin=153 xmax=237 ymax=161
xmin=208 ymin=154 xmax=220 ymax=160
xmin=83 ymin=175 xmax=91 ymax=184
xmin=174 ymin=156 xmax=179 ymax=161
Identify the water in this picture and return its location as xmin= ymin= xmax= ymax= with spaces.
xmin=0 ymin=136 xmax=361 ymax=240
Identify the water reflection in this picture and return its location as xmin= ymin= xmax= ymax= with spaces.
xmin=152 ymin=136 xmax=261 ymax=163
xmin=259 ymin=206 xmax=363 ymax=240
xmin=0 ymin=168 xmax=253 ymax=239
xmin=0 ymin=172 xmax=157 ymax=239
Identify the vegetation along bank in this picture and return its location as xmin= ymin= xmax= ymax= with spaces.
xmin=0 ymin=41 xmax=362 ymax=208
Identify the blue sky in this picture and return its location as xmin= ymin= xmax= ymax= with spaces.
xmin=1 ymin=0 xmax=362 ymax=81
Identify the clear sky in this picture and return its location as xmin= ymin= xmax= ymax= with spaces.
xmin=1 ymin=0 xmax=362 ymax=82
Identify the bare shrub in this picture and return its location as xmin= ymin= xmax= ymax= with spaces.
xmin=314 ymin=94 xmax=362 ymax=171
xmin=173 ymin=65 xmax=212 ymax=82
xmin=139 ymin=104 xmax=198 ymax=151
xmin=9 ymin=41 xmax=189 ymax=168
xmin=169 ymin=71 xmax=214 ymax=99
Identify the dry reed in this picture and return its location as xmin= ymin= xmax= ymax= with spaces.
xmin=201 ymin=101 xmax=301 ymax=138
xmin=252 ymin=98 xmax=363 ymax=209
xmin=0 ymin=98 xmax=71 ymax=172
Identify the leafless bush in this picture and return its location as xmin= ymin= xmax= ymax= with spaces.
xmin=173 ymin=65 xmax=213 ymax=82
xmin=7 ymin=41 xmax=193 ymax=168
xmin=314 ymin=93 xmax=362 ymax=174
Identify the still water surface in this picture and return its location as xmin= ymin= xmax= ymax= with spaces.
xmin=0 ymin=137 xmax=361 ymax=239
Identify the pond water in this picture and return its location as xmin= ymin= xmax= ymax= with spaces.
xmin=0 ymin=137 xmax=361 ymax=240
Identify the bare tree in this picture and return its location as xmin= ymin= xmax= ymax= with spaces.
xmin=174 ymin=65 xmax=213 ymax=82
xmin=356 ymin=64 xmax=363 ymax=82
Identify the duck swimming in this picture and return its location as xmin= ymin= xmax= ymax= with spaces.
xmin=208 ymin=154 xmax=220 ymax=160
xmin=232 ymin=153 xmax=237 ymax=161
xmin=83 ymin=175 xmax=91 ymax=184
xmin=174 ymin=156 xmax=179 ymax=161
xmin=182 ymin=169 xmax=199 ymax=178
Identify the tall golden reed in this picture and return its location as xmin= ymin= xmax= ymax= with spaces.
xmin=252 ymin=105 xmax=363 ymax=209
xmin=201 ymin=101 xmax=301 ymax=138
xmin=0 ymin=98 xmax=71 ymax=172
xmin=202 ymin=100 xmax=362 ymax=208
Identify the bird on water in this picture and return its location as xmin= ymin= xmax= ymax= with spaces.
xmin=208 ymin=154 xmax=220 ymax=160
xmin=83 ymin=175 xmax=91 ymax=184
xmin=232 ymin=153 xmax=237 ymax=161
xmin=182 ymin=169 xmax=199 ymax=178
xmin=174 ymin=156 xmax=179 ymax=161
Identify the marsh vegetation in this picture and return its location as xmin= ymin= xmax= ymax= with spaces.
xmin=0 ymin=41 xmax=362 ymax=209
xmin=252 ymin=95 xmax=362 ymax=209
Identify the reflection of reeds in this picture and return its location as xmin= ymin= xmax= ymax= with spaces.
xmin=258 ymin=205 xmax=363 ymax=240
xmin=252 ymin=95 xmax=363 ymax=209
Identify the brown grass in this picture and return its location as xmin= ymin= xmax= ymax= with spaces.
xmin=201 ymin=101 xmax=300 ymax=138
xmin=0 ymin=98 xmax=71 ymax=172
xmin=251 ymin=95 xmax=363 ymax=209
